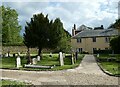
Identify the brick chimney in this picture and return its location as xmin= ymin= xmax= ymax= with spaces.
xmin=72 ymin=24 xmax=76 ymax=36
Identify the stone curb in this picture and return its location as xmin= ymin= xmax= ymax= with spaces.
xmin=94 ymin=56 xmax=120 ymax=77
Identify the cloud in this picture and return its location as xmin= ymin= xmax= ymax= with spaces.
xmin=2 ymin=1 xmax=119 ymax=35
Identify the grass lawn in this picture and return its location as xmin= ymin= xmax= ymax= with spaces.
xmin=100 ymin=62 xmax=119 ymax=75
xmin=96 ymin=54 xmax=120 ymax=76
xmin=0 ymin=79 xmax=31 ymax=87
xmin=0 ymin=53 xmax=84 ymax=71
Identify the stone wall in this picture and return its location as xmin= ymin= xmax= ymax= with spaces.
xmin=2 ymin=46 xmax=38 ymax=54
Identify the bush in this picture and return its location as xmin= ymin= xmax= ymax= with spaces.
xmin=94 ymin=50 xmax=112 ymax=54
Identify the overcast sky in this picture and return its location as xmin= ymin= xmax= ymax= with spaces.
xmin=2 ymin=0 xmax=119 ymax=35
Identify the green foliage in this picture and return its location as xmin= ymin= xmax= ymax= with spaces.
xmin=50 ymin=18 xmax=71 ymax=53
xmin=109 ymin=18 xmax=120 ymax=30
xmin=1 ymin=79 xmax=31 ymax=86
xmin=24 ymin=13 xmax=71 ymax=56
xmin=1 ymin=5 xmax=23 ymax=45
xmin=110 ymin=36 xmax=120 ymax=53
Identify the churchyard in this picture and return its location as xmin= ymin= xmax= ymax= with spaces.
xmin=0 ymin=52 xmax=84 ymax=71
xmin=95 ymin=54 xmax=120 ymax=76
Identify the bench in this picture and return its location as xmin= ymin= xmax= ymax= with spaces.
xmin=24 ymin=64 xmax=54 ymax=69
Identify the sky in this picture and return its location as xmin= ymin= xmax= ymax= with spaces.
xmin=2 ymin=0 xmax=120 ymax=35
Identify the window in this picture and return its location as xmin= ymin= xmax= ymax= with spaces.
xmin=77 ymin=38 xmax=82 ymax=43
xmin=92 ymin=37 xmax=96 ymax=42
xmin=93 ymin=48 xmax=97 ymax=52
xmin=77 ymin=48 xmax=82 ymax=52
xmin=105 ymin=37 xmax=110 ymax=43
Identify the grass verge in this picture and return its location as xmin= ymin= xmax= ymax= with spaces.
xmin=95 ymin=54 xmax=120 ymax=76
xmin=0 ymin=79 xmax=32 ymax=87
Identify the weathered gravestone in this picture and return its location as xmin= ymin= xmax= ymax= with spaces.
xmin=16 ymin=56 xmax=21 ymax=68
xmin=5 ymin=53 xmax=9 ymax=57
xmin=37 ymin=56 xmax=40 ymax=61
xmin=97 ymin=54 xmax=99 ymax=57
xmin=62 ymin=53 xmax=65 ymax=58
xmin=71 ymin=53 xmax=74 ymax=65
xmin=32 ymin=58 xmax=37 ymax=65
xmin=59 ymin=52 xmax=64 ymax=66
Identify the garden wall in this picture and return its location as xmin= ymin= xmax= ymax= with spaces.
xmin=2 ymin=46 xmax=38 ymax=54
xmin=2 ymin=46 xmax=53 ymax=54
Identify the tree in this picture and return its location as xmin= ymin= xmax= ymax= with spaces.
xmin=1 ymin=5 xmax=22 ymax=45
xmin=24 ymin=13 xmax=71 ymax=63
xmin=109 ymin=18 xmax=120 ymax=53
xmin=109 ymin=18 xmax=120 ymax=31
xmin=110 ymin=36 xmax=120 ymax=53
xmin=49 ymin=18 xmax=71 ymax=53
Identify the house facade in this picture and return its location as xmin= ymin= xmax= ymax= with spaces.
xmin=71 ymin=24 xmax=118 ymax=54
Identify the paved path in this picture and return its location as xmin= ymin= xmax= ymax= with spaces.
xmin=1 ymin=55 xmax=119 ymax=85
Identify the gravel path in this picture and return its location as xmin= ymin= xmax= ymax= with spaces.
xmin=1 ymin=55 xmax=119 ymax=85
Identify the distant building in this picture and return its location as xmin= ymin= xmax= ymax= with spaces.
xmin=71 ymin=24 xmax=118 ymax=54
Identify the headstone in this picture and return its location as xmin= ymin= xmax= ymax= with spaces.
xmin=16 ymin=56 xmax=21 ymax=68
xmin=37 ymin=56 xmax=40 ymax=61
xmin=62 ymin=53 xmax=65 ymax=58
xmin=5 ymin=53 xmax=9 ymax=57
xmin=59 ymin=52 xmax=64 ymax=66
xmin=97 ymin=54 xmax=99 ymax=57
xmin=71 ymin=53 xmax=74 ymax=65
xmin=32 ymin=58 xmax=37 ymax=64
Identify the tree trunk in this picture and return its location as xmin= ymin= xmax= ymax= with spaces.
xmin=27 ymin=47 xmax=32 ymax=64
xmin=38 ymin=48 xmax=42 ymax=59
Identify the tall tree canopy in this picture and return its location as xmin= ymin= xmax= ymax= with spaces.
xmin=24 ymin=13 xmax=71 ymax=61
xmin=110 ymin=36 xmax=120 ymax=53
xmin=1 ymin=6 xmax=22 ymax=45
xmin=109 ymin=18 xmax=120 ymax=53
xmin=109 ymin=18 xmax=120 ymax=31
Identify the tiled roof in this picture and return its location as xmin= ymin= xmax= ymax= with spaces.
xmin=72 ymin=28 xmax=118 ymax=38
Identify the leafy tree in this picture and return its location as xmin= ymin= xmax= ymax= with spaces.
xmin=110 ymin=36 xmax=120 ymax=53
xmin=49 ymin=18 xmax=71 ymax=53
xmin=109 ymin=18 xmax=120 ymax=53
xmin=1 ymin=5 xmax=22 ymax=45
xmin=109 ymin=18 xmax=120 ymax=31
xmin=24 ymin=13 xmax=71 ymax=63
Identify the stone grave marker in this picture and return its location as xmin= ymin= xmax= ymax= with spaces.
xmin=5 ymin=53 xmax=9 ymax=57
xmin=37 ymin=56 xmax=40 ymax=61
xmin=59 ymin=52 xmax=64 ymax=66
xmin=62 ymin=53 xmax=65 ymax=58
xmin=97 ymin=54 xmax=99 ymax=57
xmin=32 ymin=58 xmax=37 ymax=65
xmin=16 ymin=56 xmax=21 ymax=68
xmin=71 ymin=53 xmax=74 ymax=65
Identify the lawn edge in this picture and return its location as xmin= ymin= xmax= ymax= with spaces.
xmin=94 ymin=55 xmax=120 ymax=77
